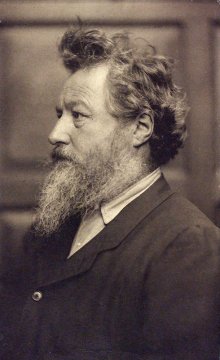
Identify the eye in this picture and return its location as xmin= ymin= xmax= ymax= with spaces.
xmin=71 ymin=111 xmax=91 ymax=120
xmin=70 ymin=110 xmax=91 ymax=128
xmin=71 ymin=111 xmax=81 ymax=119
xmin=56 ymin=109 xmax=62 ymax=119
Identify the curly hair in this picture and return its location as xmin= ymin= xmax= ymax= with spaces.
xmin=59 ymin=27 xmax=188 ymax=167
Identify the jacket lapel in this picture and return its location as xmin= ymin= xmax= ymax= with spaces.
xmin=36 ymin=176 xmax=174 ymax=288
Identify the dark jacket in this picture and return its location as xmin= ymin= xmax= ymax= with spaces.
xmin=2 ymin=177 xmax=220 ymax=360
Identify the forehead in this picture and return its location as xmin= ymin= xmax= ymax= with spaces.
xmin=60 ymin=64 xmax=110 ymax=110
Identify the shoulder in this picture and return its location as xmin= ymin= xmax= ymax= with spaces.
xmin=149 ymin=190 xmax=218 ymax=233
xmin=132 ymin=190 xmax=220 ymax=263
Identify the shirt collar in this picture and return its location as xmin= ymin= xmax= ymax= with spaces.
xmin=101 ymin=168 xmax=162 ymax=225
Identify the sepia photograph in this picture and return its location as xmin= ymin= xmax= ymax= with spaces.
xmin=0 ymin=1 xmax=220 ymax=359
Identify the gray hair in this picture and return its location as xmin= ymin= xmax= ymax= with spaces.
xmin=59 ymin=27 xmax=188 ymax=166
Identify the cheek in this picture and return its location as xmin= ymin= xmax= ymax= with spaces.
xmin=93 ymin=127 xmax=110 ymax=140
xmin=67 ymin=135 xmax=99 ymax=162
xmin=68 ymin=120 xmax=119 ymax=158
xmin=91 ymin=113 xmax=119 ymax=140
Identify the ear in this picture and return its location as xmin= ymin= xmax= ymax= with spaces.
xmin=133 ymin=113 xmax=154 ymax=147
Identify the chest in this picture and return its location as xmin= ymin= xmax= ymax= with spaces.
xmin=19 ymin=239 xmax=153 ymax=358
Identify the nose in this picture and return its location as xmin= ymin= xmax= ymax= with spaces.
xmin=48 ymin=117 xmax=70 ymax=146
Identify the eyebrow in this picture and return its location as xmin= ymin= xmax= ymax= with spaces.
xmin=63 ymin=99 xmax=92 ymax=113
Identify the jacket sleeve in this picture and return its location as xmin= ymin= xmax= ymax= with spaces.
xmin=143 ymin=225 xmax=220 ymax=360
xmin=0 ymin=227 xmax=37 ymax=359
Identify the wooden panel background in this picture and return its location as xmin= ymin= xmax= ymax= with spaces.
xmin=215 ymin=24 xmax=220 ymax=227
xmin=0 ymin=1 xmax=220 ymax=267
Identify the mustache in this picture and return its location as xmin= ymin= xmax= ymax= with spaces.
xmin=51 ymin=146 xmax=72 ymax=163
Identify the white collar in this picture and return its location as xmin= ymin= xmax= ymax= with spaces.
xmin=101 ymin=168 xmax=162 ymax=225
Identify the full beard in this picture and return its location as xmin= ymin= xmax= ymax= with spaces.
xmin=34 ymin=128 xmax=148 ymax=237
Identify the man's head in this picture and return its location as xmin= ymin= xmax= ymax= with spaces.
xmin=34 ymin=26 xmax=188 ymax=236
xmin=58 ymin=27 xmax=188 ymax=166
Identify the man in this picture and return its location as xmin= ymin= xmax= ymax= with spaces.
xmin=2 ymin=27 xmax=220 ymax=359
